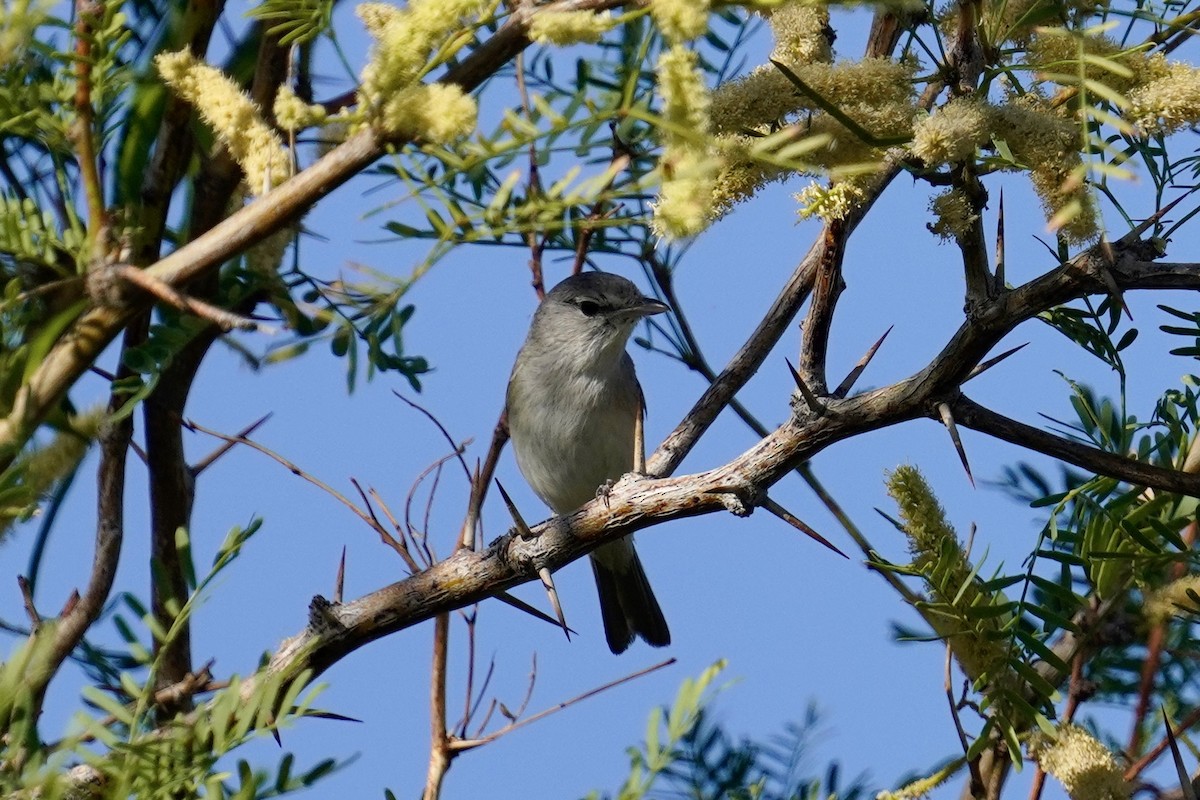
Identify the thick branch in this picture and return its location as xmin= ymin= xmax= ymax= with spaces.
xmin=949 ymin=396 xmax=1200 ymax=496
xmin=246 ymin=236 xmax=1200 ymax=695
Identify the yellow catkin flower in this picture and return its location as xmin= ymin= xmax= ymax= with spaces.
xmin=709 ymin=135 xmax=787 ymax=217
xmin=1031 ymin=725 xmax=1130 ymax=800
xmin=651 ymin=150 xmax=721 ymax=239
xmin=651 ymin=44 xmax=718 ymax=239
xmin=383 ymin=83 xmax=478 ymax=143
xmin=887 ymin=465 xmax=1009 ymax=683
xmin=875 ymin=759 xmax=958 ymax=800
xmin=910 ymin=97 xmax=990 ymax=166
xmin=1128 ymin=61 xmax=1200 ymax=135
xmin=155 ymin=50 xmax=290 ymax=193
xmin=356 ymin=2 xmax=400 ymax=37
xmin=529 ymin=9 xmax=615 ymax=46
xmin=711 ymin=58 xmax=915 ymax=137
xmin=928 ymin=188 xmax=979 ymax=243
xmin=273 ymin=86 xmax=328 ymax=132
xmin=991 ymin=97 xmax=1097 ymax=243
xmin=767 ymin=3 xmax=832 ymax=66
xmin=795 ymin=180 xmax=864 ymax=222
xmin=1026 ymin=30 xmax=1168 ymax=96
xmin=650 ymin=0 xmax=710 ymax=42
xmin=357 ymin=0 xmax=489 ymax=117
xmin=658 ymin=45 xmax=711 ymax=134
xmin=1144 ymin=574 xmax=1200 ymax=624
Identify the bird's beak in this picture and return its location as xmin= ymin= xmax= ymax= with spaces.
xmin=630 ymin=296 xmax=670 ymax=318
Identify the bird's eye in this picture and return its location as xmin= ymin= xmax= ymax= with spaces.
xmin=578 ymin=300 xmax=601 ymax=317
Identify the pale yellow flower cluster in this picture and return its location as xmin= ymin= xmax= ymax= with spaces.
xmin=650 ymin=0 xmax=710 ymax=43
xmin=386 ymin=83 xmax=478 ymax=142
xmin=1026 ymin=30 xmax=1167 ymax=96
xmin=1143 ymin=574 xmax=1200 ymax=624
xmin=708 ymin=57 xmax=916 ymax=218
xmin=928 ymin=188 xmax=979 ymax=243
xmin=794 ymin=180 xmax=864 ymax=222
xmin=651 ymin=46 xmax=720 ymax=239
xmin=992 ymin=96 xmax=1097 ymax=242
xmin=357 ymin=0 xmax=486 ymax=140
xmin=529 ymin=9 xmax=616 ymax=46
xmin=155 ymin=51 xmax=290 ymax=193
xmin=273 ymin=86 xmax=328 ymax=132
xmin=910 ymin=97 xmax=990 ymax=166
xmin=711 ymin=58 xmax=916 ymax=144
xmin=766 ymin=3 xmax=832 ymax=66
xmin=1129 ymin=60 xmax=1200 ymax=135
xmin=710 ymin=152 xmax=786 ymax=219
xmin=1031 ymin=725 xmax=1130 ymax=800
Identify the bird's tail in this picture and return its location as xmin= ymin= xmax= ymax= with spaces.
xmin=590 ymin=539 xmax=670 ymax=654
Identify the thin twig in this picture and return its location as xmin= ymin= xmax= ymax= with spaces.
xmin=191 ymin=413 xmax=272 ymax=476
xmin=114 ymin=264 xmax=262 ymax=332
xmin=450 ymin=657 xmax=677 ymax=752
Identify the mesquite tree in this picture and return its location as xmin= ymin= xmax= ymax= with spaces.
xmin=1 ymin=0 xmax=1199 ymax=797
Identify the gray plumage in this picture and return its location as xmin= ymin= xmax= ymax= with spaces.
xmin=506 ymin=272 xmax=670 ymax=654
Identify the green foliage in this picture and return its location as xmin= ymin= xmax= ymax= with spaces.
xmin=246 ymin=0 xmax=335 ymax=46
xmin=0 ymin=519 xmax=342 ymax=798
xmin=591 ymin=667 xmax=868 ymax=800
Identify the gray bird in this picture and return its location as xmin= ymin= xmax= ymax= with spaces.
xmin=506 ymin=272 xmax=671 ymax=653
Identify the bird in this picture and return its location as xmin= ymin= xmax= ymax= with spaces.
xmin=505 ymin=271 xmax=671 ymax=654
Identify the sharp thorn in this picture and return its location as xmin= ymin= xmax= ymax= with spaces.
xmin=938 ymin=402 xmax=975 ymax=487
xmin=1095 ymin=244 xmax=1133 ymax=321
xmin=834 ymin=326 xmax=893 ymax=398
xmin=334 ymin=546 xmax=346 ymax=604
xmin=762 ymin=497 xmax=847 ymax=558
xmin=966 ymin=342 xmax=1029 ymax=381
xmin=495 ymin=480 xmax=535 ymax=538
xmin=785 ymin=358 xmax=825 ymax=415
xmin=495 ymin=591 xmax=578 ymax=634
xmin=538 ymin=567 xmax=571 ymax=641
xmin=994 ymin=189 xmax=1006 ymax=291
xmin=1119 ymin=194 xmax=1185 ymax=245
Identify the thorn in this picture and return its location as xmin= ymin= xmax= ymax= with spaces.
xmin=1096 ymin=239 xmax=1133 ymax=321
xmin=537 ymin=567 xmax=571 ymax=641
xmin=334 ymin=546 xmax=346 ymax=604
xmin=494 ymin=591 xmax=578 ymax=634
xmin=966 ymin=342 xmax=1029 ymax=381
xmin=785 ymin=358 xmax=825 ymax=415
xmin=17 ymin=575 xmax=41 ymax=627
xmin=460 ymin=459 xmax=482 ymax=551
xmin=1118 ymin=194 xmax=1185 ymax=245
xmin=994 ymin=189 xmax=1005 ymax=292
xmin=60 ymin=589 xmax=80 ymax=617
xmin=191 ymin=413 xmax=273 ymax=476
xmin=834 ymin=326 xmax=893 ymax=398
xmin=495 ymin=480 xmax=536 ymax=538
xmin=762 ymin=497 xmax=847 ymax=558
xmin=938 ymin=402 xmax=975 ymax=487
xmin=1161 ymin=706 xmax=1191 ymax=790
xmin=129 ymin=438 xmax=148 ymax=466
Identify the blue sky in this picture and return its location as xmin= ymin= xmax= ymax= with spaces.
xmin=4 ymin=2 xmax=1200 ymax=798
